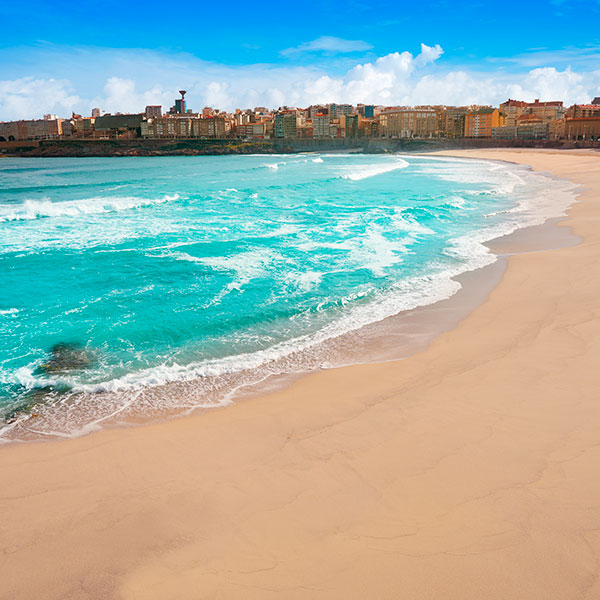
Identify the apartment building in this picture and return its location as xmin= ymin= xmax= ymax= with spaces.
xmin=192 ymin=116 xmax=230 ymax=137
xmin=274 ymin=113 xmax=299 ymax=138
xmin=328 ymin=103 xmax=353 ymax=119
xmin=564 ymin=117 xmax=600 ymax=140
xmin=0 ymin=117 xmax=63 ymax=141
xmin=313 ymin=114 xmax=331 ymax=138
xmin=141 ymin=117 xmax=192 ymax=138
xmin=565 ymin=104 xmax=600 ymax=118
xmin=464 ymin=108 xmax=502 ymax=138
xmin=381 ymin=108 xmax=437 ymax=138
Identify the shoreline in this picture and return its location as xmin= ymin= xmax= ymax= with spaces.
xmin=0 ymin=156 xmax=578 ymax=443
xmin=2 ymin=137 xmax=600 ymax=158
xmin=2 ymin=149 xmax=600 ymax=599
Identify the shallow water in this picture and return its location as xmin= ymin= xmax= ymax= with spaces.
xmin=0 ymin=153 xmax=577 ymax=440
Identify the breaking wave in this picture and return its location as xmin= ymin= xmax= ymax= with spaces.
xmin=0 ymin=194 xmax=179 ymax=222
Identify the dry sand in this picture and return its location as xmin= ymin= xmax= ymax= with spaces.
xmin=1 ymin=149 xmax=600 ymax=600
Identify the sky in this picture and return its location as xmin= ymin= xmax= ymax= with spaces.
xmin=1 ymin=0 xmax=599 ymax=120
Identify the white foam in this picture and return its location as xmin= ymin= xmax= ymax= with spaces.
xmin=0 ymin=308 xmax=19 ymax=316
xmin=0 ymin=194 xmax=179 ymax=222
xmin=341 ymin=158 xmax=409 ymax=181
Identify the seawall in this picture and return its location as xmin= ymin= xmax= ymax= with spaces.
xmin=1 ymin=136 xmax=599 ymax=157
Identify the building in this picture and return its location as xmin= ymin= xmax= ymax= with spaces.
xmin=94 ymin=113 xmax=144 ymax=134
xmin=309 ymin=105 xmax=328 ymax=118
xmin=0 ymin=117 xmax=63 ymax=141
xmin=381 ymin=108 xmax=437 ymax=138
xmin=464 ymin=108 xmax=502 ymax=138
xmin=342 ymin=114 xmax=360 ymax=138
xmin=313 ymin=114 xmax=331 ymax=138
xmin=492 ymin=122 xmax=549 ymax=140
xmin=564 ymin=117 xmax=600 ymax=140
xmin=443 ymin=106 xmax=468 ymax=137
xmin=145 ymin=105 xmax=162 ymax=119
xmin=169 ymin=90 xmax=187 ymax=115
xmin=192 ymin=116 xmax=230 ymax=137
xmin=328 ymin=103 xmax=353 ymax=119
xmin=527 ymin=99 xmax=564 ymax=121
xmin=71 ymin=117 xmax=95 ymax=136
xmin=235 ymin=122 xmax=266 ymax=138
xmin=141 ymin=117 xmax=192 ymax=138
xmin=565 ymin=104 xmax=600 ymax=119
xmin=499 ymin=99 xmax=527 ymax=127
xmin=91 ymin=108 xmax=101 ymax=118
xmin=274 ymin=112 xmax=299 ymax=138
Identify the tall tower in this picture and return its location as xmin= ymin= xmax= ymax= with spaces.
xmin=175 ymin=90 xmax=187 ymax=114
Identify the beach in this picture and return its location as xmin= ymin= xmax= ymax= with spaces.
xmin=1 ymin=148 xmax=599 ymax=599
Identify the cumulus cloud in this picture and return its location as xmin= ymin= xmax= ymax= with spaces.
xmin=281 ymin=36 xmax=373 ymax=56
xmin=1 ymin=44 xmax=599 ymax=121
xmin=0 ymin=77 xmax=80 ymax=119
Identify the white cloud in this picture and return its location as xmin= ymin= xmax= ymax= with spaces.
xmin=0 ymin=77 xmax=80 ymax=119
xmin=1 ymin=44 xmax=599 ymax=121
xmin=281 ymin=36 xmax=373 ymax=56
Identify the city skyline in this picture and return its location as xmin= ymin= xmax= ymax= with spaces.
xmin=1 ymin=1 xmax=600 ymax=120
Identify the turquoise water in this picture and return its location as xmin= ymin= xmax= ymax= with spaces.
xmin=0 ymin=154 xmax=576 ymax=439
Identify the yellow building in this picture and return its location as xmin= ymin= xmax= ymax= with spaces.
xmin=464 ymin=108 xmax=503 ymax=138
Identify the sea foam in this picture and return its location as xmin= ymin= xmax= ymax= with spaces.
xmin=0 ymin=194 xmax=179 ymax=222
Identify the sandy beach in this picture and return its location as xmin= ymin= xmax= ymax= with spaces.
xmin=1 ymin=148 xmax=600 ymax=600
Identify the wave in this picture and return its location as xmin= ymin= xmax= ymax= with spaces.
xmin=0 ymin=194 xmax=179 ymax=222
xmin=0 ymin=156 xmax=580 ymax=441
xmin=341 ymin=158 xmax=409 ymax=181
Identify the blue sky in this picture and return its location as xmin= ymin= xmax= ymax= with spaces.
xmin=1 ymin=0 xmax=599 ymax=119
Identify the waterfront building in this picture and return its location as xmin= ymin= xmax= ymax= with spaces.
xmin=313 ymin=114 xmax=331 ymax=138
xmin=341 ymin=114 xmax=360 ymax=138
xmin=564 ymin=117 xmax=600 ymax=140
xmin=141 ymin=116 xmax=193 ymax=138
xmin=500 ymin=99 xmax=564 ymax=126
xmin=443 ymin=107 xmax=468 ymax=137
xmin=464 ymin=108 xmax=502 ymax=138
xmin=94 ymin=113 xmax=144 ymax=134
xmin=274 ymin=112 xmax=299 ymax=138
xmin=309 ymin=105 xmax=328 ymax=118
xmin=359 ymin=118 xmax=378 ymax=137
xmin=0 ymin=117 xmax=63 ymax=141
xmin=565 ymin=104 xmax=600 ymax=119
xmin=491 ymin=122 xmax=549 ymax=140
xmin=381 ymin=108 xmax=437 ymax=138
xmin=72 ymin=117 xmax=95 ymax=136
xmin=328 ymin=103 xmax=353 ymax=119
xmin=145 ymin=105 xmax=162 ymax=119
xmin=235 ymin=122 xmax=266 ymax=138
xmin=499 ymin=99 xmax=528 ymax=127
xmin=192 ymin=116 xmax=230 ymax=137
xmin=527 ymin=99 xmax=564 ymax=121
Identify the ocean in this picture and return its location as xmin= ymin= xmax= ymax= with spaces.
xmin=0 ymin=153 xmax=577 ymax=440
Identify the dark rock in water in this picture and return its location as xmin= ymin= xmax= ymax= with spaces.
xmin=38 ymin=342 xmax=93 ymax=373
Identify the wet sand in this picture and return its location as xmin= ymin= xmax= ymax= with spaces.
xmin=1 ymin=149 xmax=599 ymax=600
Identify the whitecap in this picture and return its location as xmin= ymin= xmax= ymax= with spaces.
xmin=341 ymin=158 xmax=409 ymax=181
xmin=0 ymin=194 xmax=179 ymax=222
